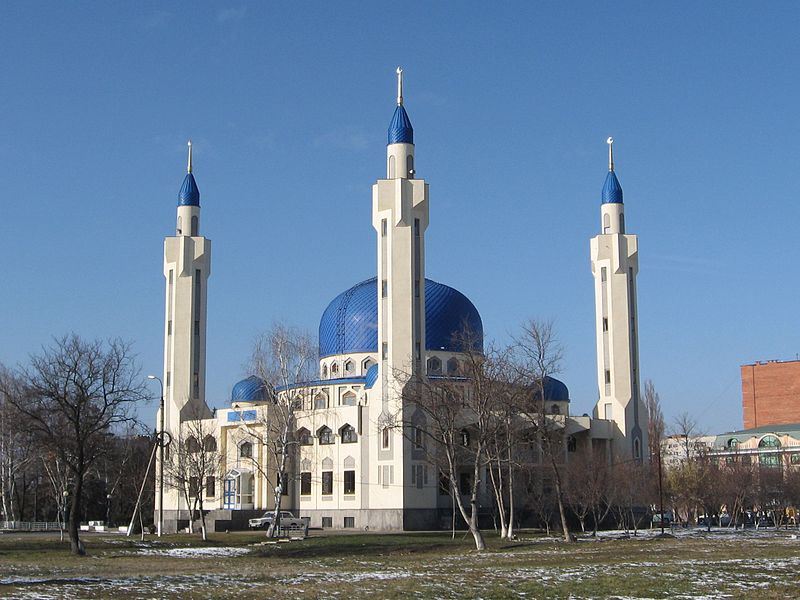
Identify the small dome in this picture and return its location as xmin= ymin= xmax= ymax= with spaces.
xmin=179 ymin=173 xmax=200 ymax=206
xmin=318 ymin=277 xmax=483 ymax=358
xmin=231 ymin=376 xmax=267 ymax=402
xmin=601 ymin=170 xmax=623 ymax=204
xmin=388 ymin=105 xmax=413 ymax=145
xmin=542 ymin=376 xmax=570 ymax=402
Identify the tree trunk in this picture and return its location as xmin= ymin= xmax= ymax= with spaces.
xmin=506 ymin=444 xmax=515 ymax=540
xmin=69 ymin=477 xmax=85 ymax=555
xmin=267 ymin=431 xmax=291 ymax=538
xmin=550 ymin=457 xmax=571 ymax=543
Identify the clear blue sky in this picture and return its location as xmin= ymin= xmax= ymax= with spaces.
xmin=2 ymin=1 xmax=798 ymax=435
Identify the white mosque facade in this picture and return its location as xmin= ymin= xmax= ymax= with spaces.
xmin=155 ymin=70 xmax=646 ymax=533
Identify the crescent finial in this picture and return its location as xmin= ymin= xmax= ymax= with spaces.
xmin=396 ymin=66 xmax=403 ymax=106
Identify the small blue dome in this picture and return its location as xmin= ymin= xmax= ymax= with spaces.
xmin=388 ymin=105 xmax=414 ymax=145
xmin=231 ymin=376 xmax=267 ymax=402
xmin=319 ymin=277 xmax=483 ymax=358
xmin=602 ymin=170 xmax=623 ymax=204
xmin=542 ymin=376 xmax=570 ymax=402
xmin=179 ymin=173 xmax=200 ymax=206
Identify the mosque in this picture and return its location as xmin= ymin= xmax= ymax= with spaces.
xmin=155 ymin=69 xmax=647 ymax=532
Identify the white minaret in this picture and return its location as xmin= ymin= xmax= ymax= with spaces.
xmin=372 ymin=68 xmax=429 ymax=407
xmin=590 ymin=138 xmax=647 ymax=461
xmin=162 ymin=141 xmax=212 ymax=429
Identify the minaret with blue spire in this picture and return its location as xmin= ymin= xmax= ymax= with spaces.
xmin=590 ymin=138 xmax=647 ymax=462
xmin=159 ymin=141 xmax=213 ymax=530
xmin=372 ymin=67 xmax=431 ymax=518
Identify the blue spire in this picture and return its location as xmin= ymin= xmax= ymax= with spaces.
xmin=602 ymin=171 xmax=623 ymax=204
xmin=178 ymin=141 xmax=200 ymax=206
xmin=388 ymin=67 xmax=413 ymax=145
xmin=602 ymin=137 xmax=623 ymax=203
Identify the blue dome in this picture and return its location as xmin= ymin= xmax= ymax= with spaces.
xmin=319 ymin=277 xmax=483 ymax=358
xmin=231 ymin=376 xmax=267 ymax=402
xmin=601 ymin=170 xmax=623 ymax=204
xmin=388 ymin=105 xmax=414 ymax=145
xmin=542 ymin=376 xmax=570 ymax=402
xmin=179 ymin=173 xmax=200 ymax=206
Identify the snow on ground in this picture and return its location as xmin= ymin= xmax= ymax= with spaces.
xmin=134 ymin=545 xmax=251 ymax=558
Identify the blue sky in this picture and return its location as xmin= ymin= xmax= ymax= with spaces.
xmin=1 ymin=1 xmax=798 ymax=435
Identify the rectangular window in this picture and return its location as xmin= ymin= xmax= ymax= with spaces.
xmin=382 ymin=465 xmax=390 ymax=489
xmin=604 ymin=369 xmax=611 ymax=384
xmin=193 ymin=372 xmax=199 ymax=399
xmin=194 ymin=320 xmax=200 ymax=335
xmin=300 ymin=472 xmax=312 ymax=495
xmin=381 ymin=219 xmax=387 ymax=237
xmin=322 ymin=471 xmax=333 ymax=495
xmin=601 ymin=267 xmax=607 ymax=282
xmin=792 ymin=453 xmax=800 ymax=465
xmin=166 ymin=372 xmax=171 ymax=387
xmin=343 ymin=470 xmax=355 ymax=494
xmin=205 ymin=476 xmax=215 ymax=497
xmin=382 ymin=427 xmax=390 ymax=449
xmin=382 ymin=342 xmax=388 ymax=360
xmin=167 ymin=320 xmax=172 ymax=336
xmin=602 ymin=317 xmax=608 ymax=332
xmin=415 ymin=343 xmax=421 ymax=361
xmin=459 ymin=472 xmax=471 ymax=495
xmin=321 ymin=516 xmax=332 ymax=528
xmin=415 ymin=279 xmax=420 ymax=298
xmin=343 ymin=516 xmax=355 ymax=529
xmin=413 ymin=427 xmax=423 ymax=449
xmin=381 ymin=279 xmax=387 ymax=298
xmin=604 ymin=403 xmax=612 ymax=420
xmin=414 ymin=218 xmax=420 ymax=237
xmin=189 ymin=476 xmax=199 ymax=497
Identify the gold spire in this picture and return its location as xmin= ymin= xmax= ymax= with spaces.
xmin=607 ymin=136 xmax=614 ymax=172
xmin=396 ymin=66 xmax=403 ymax=106
xmin=187 ymin=140 xmax=193 ymax=174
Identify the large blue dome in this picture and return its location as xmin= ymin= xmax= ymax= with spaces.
xmin=319 ymin=277 xmax=483 ymax=358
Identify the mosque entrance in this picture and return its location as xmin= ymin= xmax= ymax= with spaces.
xmin=223 ymin=469 xmax=254 ymax=510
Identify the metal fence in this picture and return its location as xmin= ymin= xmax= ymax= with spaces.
xmin=1 ymin=521 xmax=62 ymax=531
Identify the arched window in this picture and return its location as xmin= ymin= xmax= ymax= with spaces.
xmin=427 ymin=357 xmax=442 ymax=375
xmin=297 ymin=427 xmax=312 ymax=446
xmin=176 ymin=216 xmax=182 ymax=235
xmin=460 ymin=429 xmax=470 ymax=447
xmin=388 ymin=155 xmax=396 ymax=178
xmin=603 ymin=213 xmax=611 ymax=233
xmin=318 ymin=426 xmax=334 ymax=445
xmin=239 ymin=441 xmax=253 ymax=459
xmin=633 ymin=437 xmax=641 ymax=459
xmin=447 ymin=358 xmax=459 ymax=375
xmin=322 ymin=364 xmax=328 ymax=379
xmin=340 ymin=424 xmax=357 ymax=443
xmin=619 ymin=213 xmax=625 ymax=233
xmin=549 ymin=404 xmax=561 ymax=415
xmin=727 ymin=438 xmax=739 ymax=450
xmin=203 ymin=435 xmax=217 ymax=452
xmin=342 ymin=391 xmax=357 ymax=406
xmin=759 ymin=435 xmax=781 ymax=449
xmin=567 ymin=436 xmax=577 ymax=453
xmin=186 ymin=436 xmax=200 ymax=453
xmin=330 ymin=362 xmax=339 ymax=377
xmin=363 ymin=357 xmax=377 ymax=373
xmin=407 ymin=155 xmax=414 ymax=177
xmin=191 ymin=216 xmax=198 ymax=236
xmin=344 ymin=360 xmax=355 ymax=375
xmin=314 ymin=393 xmax=327 ymax=410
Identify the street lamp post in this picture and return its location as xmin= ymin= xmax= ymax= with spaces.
xmin=147 ymin=375 xmax=165 ymax=537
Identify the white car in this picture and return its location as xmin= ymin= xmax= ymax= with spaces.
xmin=248 ymin=510 xmax=296 ymax=530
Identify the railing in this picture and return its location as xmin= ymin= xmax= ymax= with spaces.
xmin=1 ymin=521 xmax=63 ymax=531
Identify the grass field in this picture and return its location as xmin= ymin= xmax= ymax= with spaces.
xmin=0 ymin=528 xmax=799 ymax=599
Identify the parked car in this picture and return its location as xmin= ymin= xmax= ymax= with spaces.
xmin=249 ymin=510 xmax=296 ymax=530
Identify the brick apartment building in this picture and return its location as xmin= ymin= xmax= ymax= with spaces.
xmin=741 ymin=360 xmax=800 ymax=429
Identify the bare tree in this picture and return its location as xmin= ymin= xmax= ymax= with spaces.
xmin=514 ymin=319 xmax=572 ymax=543
xmin=0 ymin=366 xmax=35 ymax=522
xmin=8 ymin=335 xmax=146 ymax=555
xmin=644 ymin=381 xmax=664 ymax=464
xmin=246 ymin=324 xmax=315 ymax=538
xmin=672 ymin=412 xmax=701 ymax=463
xmin=164 ymin=414 xmax=221 ymax=540
xmin=402 ymin=336 xmax=502 ymax=551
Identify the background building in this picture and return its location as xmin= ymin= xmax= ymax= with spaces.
xmin=741 ymin=360 xmax=800 ymax=429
